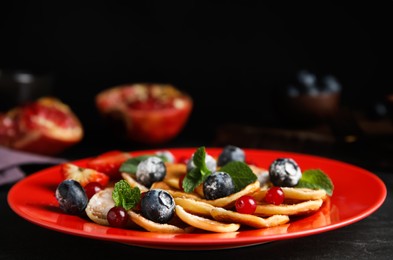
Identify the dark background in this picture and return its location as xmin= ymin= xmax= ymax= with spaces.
xmin=1 ymin=3 xmax=393 ymax=259
xmin=1 ymin=1 xmax=392 ymax=149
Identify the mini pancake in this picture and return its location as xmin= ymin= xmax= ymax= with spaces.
xmin=167 ymin=190 xmax=202 ymax=200
xmin=254 ymin=199 xmax=324 ymax=217
xmin=164 ymin=163 xmax=187 ymax=178
xmin=164 ymin=177 xmax=181 ymax=190
xmin=210 ymin=207 xmax=290 ymax=228
xmin=253 ymin=187 xmax=327 ymax=201
xmin=128 ymin=210 xmax=189 ymax=233
xmin=193 ymin=183 xmax=205 ymax=197
xmin=174 ymin=197 xmax=215 ymax=217
xmin=197 ymin=180 xmax=260 ymax=208
xmin=151 ymin=180 xmax=173 ymax=190
xmin=163 ymin=175 xmax=205 ymax=197
xmin=175 ymin=205 xmax=240 ymax=233
xmin=152 ymin=181 xmax=203 ymax=200
xmin=121 ymin=173 xmax=149 ymax=192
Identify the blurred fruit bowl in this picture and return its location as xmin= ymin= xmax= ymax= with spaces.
xmin=283 ymin=91 xmax=341 ymax=124
xmin=0 ymin=97 xmax=84 ymax=155
xmin=95 ymin=83 xmax=193 ymax=144
xmin=277 ymin=70 xmax=342 ymax=126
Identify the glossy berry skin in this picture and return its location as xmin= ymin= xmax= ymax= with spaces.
xmin=136 ymin=157 xmax=166 ymax=188
xmin=107 ymin=206 xmax=128 ymax=228
xmin=55 ymin=179 xmax=88 ymax=215
xmin=84 ymin=182 xmax=104 ymax=200
xmin=269 ymin=158 xmax=302 ymax=187
xmin=203 ymin=172 xmax=235 ymax=200
xmin=235 ymin=195 xmax=257 ymax=214
xmin=186 ymin=153 xmax=217 ymax=173
xmin=217 ymin=145 xmax=245 ymax=167
xmin=264 ymin=187 xmax=285 ymax=205
xmin=140 ymin=189 xmax=175 ymax=224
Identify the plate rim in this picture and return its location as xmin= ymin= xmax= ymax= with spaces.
xmin=7 ymin=147 xmax=387 ymax=249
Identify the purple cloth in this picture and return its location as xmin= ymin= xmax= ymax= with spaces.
xmin=0 ymin=146 xmax=66 ymax=185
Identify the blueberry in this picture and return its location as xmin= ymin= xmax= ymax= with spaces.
xmin=217 ymin=145 xmax=245 ymax=167
xmin=297 ymin=70 xmax=317 ymax=89
xmin=186 ymin=153 xmax=217 ymax=173
xmin=286 ymin=70 xmax=320 ymax=97
xmin=136 ymin=156 xmax=166 ymax=187
xmin=140 ymin=189 xmax=175 ymax=223
xmin=257 ymin=171 xmax=270 ymax=186
xmin=203 ymin=172 xmax=235 ymax=200
xmin=55 ymin=179 xmax=88 ymax=215
xmin=269 ymin=158 xmax=302 ymax=187
xmin=321 ymin=75 xmax=341 ymax=93
xmin=155 ymin=150 xmax=175 ymax=163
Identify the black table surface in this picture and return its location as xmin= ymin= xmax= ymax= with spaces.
xmin=1 ymin=132 xmax=392 ymax=260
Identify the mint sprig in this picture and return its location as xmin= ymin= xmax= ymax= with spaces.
xmin=112 ymin=180 xmax=141 ymax=210
xmin=296 ymin=169 xmax=334 ymax=196
xmin=182 ymin=146 xmax=257 ymax=193
xmin=182 ymin=146 xmax=211 ymax=193
xmin=119 ymin=154 xmax=168 ymax=174
xmin=220 ymin=161 xmax=257 ymax=192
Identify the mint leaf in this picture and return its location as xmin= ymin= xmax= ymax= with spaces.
xmin=220 ymin=161 xmax=257 ymax=192
xmin=182 ymin=146 xmax=212 ymax=193
xmin=112 ymin=180 xmax=141 ymax=210
xmin=182 ymin=147 xmax=257 ymax=193
xmin=296 ymin=169 xmax=334 ymax=196
xmin=119 ymin=154 xmax=167 ymax=174
xmin=192 ymin=146 xmax=210 ymax=175
xmin=182 ymin=168 xmax=203 ymax=193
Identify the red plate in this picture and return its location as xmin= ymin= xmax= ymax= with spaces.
xmin=7 ymin=148 xmax=387 ymax=250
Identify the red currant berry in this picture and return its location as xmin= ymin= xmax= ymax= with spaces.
xmin=107 ymin=206 xmax=128 ymax=228
xmin=264 ymin=187 xmax=285 ymax=205
xmin=235 ymin=195 xmax=257 ymax=214
xmin=84 ymin=182 xmax=103 ymax=199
